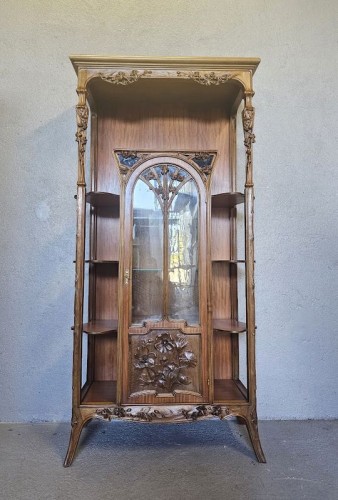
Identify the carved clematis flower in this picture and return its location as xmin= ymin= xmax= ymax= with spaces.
xmin=134 ymin=351 xmax=156 ymax=370
xmin=179 ymin=350 xmax=197 ymax=367
xmin=154 ymin=333 xmax=175 ymax=353
xmin=174 ymin=334 xmax=188 ymax=350
xmin=157 ymin=363 xmax=180 ymax=390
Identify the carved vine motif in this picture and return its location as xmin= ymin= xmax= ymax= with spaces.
xmin=98 ymin=70 xmax=152 ymax=85
xmin=96 ymin=405 xmax=231 ymax=423
xmin=177 ymin=71 xmax=235 ymax=85
xmin=134 ymin=332 xmax=197 ymax=393
xmin=75 ymin=103 xmax=89 ymax=184
xmin=242 ymin=107 xmax=255 ymax=185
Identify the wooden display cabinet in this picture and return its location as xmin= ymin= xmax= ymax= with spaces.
xmin=64 ymin=56 xmax=265 ymax=466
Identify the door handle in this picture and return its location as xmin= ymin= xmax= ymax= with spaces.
xmin=124 ymin=269 xmax=130 ymax=285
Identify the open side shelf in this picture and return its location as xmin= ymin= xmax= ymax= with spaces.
xmin=212 ymin=192 xmax=244 ymax=208
xmin=214 ymin=379 xmax=247 ymax=402
xmin=212 ymin=259 xmax=246 ymax=263
xmin=85 ymin=260 xmax=119 ymax=264
xmin=213 ymin=319 xmax=246 ymax=333
xmin=81 ymin=380 xmax=117 ymax=405
xmin=86 ymin=192 xmax=120 ymax=207
xmin=83 ymin=319 xmax=118 ymax=334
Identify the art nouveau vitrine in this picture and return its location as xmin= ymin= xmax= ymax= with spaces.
xmin=64 ymin=55 xmax=265 ymax=466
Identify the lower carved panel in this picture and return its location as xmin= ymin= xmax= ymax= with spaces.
xmin=96 ymin=404 xmax=231 ymax=423
xmin=129 ymin=330 xmax=201 ymax=398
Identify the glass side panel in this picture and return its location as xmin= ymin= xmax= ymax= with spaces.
xmin=132 ymin=178 xmax=163 ymax=323
xmin=168 ymin=178 xmax=199 ymax=323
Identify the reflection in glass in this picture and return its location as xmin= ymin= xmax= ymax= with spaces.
xmin=131 ymin=164 xmax=199 ymax=324
xmin=168 ymin=180 xmax=199 ymax=323
xmin=132 ymin=179 xmax=163 ymax=322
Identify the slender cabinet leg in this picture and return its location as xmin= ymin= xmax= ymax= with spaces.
xmin=243 ymin=408 xmax=266 ymax=463
xmin=64 ymin=414 xmax=90 ymax=467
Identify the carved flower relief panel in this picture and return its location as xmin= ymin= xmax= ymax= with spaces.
xmin=129 ymin=330 xmax=200 ymax=397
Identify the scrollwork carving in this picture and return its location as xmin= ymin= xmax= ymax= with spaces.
xmin=177 ymin=71 xmax=235 ymax=85
xmin=98 ymin=70 xmax=152 ymax=85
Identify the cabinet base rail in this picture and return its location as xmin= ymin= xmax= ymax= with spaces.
xmin=64 ymin=403 xmax=266 ymax=466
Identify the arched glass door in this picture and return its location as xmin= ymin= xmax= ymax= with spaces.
xmin=132 ymin=164 xmax=199 ymax=325
xmin=122 ymin=158 xmax=208 ymax=403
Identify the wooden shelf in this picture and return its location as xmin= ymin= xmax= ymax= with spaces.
xmin=213 ymin=319 xmax=246 ymax=333
xmin=214 ymin=379 xmax=247 ymax=402
xmin=86 ymin=192 xmax=120 ymax=207
xmin=212 ymin=192 xmax=244 ymax=208
xmin=85 ymin=259 xmax=118 ymax=264
xmin=83 ymin=319 xmax=117 ymax=334
xmin=81 ymin=381 xmax=116 ymax=404
xmin=71 ymin=319 xmax=118 ymax=334
xmin=212 ymin=259 xmax=246 ymax=264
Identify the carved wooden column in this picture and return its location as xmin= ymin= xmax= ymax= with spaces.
xmin=64 ymin=70 xmax=89 ymax=467
xmin=243 ymin=90 xmax=265 ymax=462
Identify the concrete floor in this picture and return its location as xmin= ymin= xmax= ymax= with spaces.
xmin=1 ymin=420 xmax=337 ymax=500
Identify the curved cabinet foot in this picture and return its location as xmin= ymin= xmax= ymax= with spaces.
xmin=243 ymin=408 xmax=266 ymax=463
xmin=63 ymin=414 xmax=90 ymax=467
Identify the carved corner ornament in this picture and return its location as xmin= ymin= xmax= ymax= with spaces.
xmin=242 ymin=107 xmax=255 ymax=186
xmin=96 ymin=405 xmax=231 ymax=423
xmin=177 ymin=71 xmax=235 ymax=85
xmin=98 ymin=70 xmax=152 ymax=85
xmin=75 ymin=100 xmax=89 ymax=186
xmin=114 ymin=150 xmax=217 ymax=183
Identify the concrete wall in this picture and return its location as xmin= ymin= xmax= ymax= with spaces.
xmin=1 ymin=0 xmax=337 ymax=421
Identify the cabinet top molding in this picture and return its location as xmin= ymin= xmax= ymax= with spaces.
xmin=69 ymin=55 xmax=260 ymax=75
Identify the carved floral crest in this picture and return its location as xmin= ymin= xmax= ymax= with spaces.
xmin=98 ymin=70 xmax=152 ymax=85
xmin=177 ymin=71 xmax=235 ymax=85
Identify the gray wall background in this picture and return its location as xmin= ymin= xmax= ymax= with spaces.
xmin=1 ymin=0 xmax=338 ymax=422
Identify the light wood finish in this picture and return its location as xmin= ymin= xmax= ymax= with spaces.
xmin=81 ymin=319 xmax=117 ymax=334
xmin=213 ymin=319 xmax=246 ymax=333
xmin=86 ymin=191 xmax=119 ymax=207
xmin=82 ymin=381 xmax=117 ymax=404
xmin=212 ymin=192 xmax=244 ymax=208
xmin=214 ymin=379 xmax=247 ymax=402
xmin=64 ymin=55 xmax=265 ymax=467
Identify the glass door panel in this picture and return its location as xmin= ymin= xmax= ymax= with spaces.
xmin=168 ymin=179 xmax=199 ymax=323
xmin=132 ymin=177 xmax=163 ymax=323
xmin=131 ymin=164 xmax=199 ymax=324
